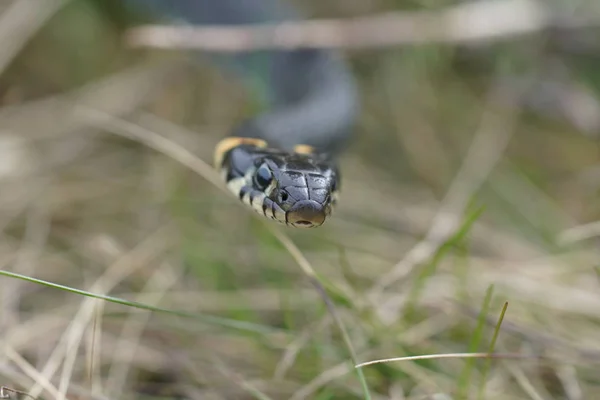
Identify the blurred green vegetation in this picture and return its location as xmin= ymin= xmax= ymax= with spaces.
xmin=1 ymin=0 xmax=600 ymax=399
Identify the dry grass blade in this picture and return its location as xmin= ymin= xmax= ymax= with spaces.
xmin=3 ymin=345 xmax=60 ymax=399
xmin=0 ymin=0 xmax=67 ymax=75
xmin=86 ymin=301 xmax=104 ymax=398
xmin=77 ymin=107 xmax=224 ymax=190
xmin=0 ymin=385 xmax=35 ymax=400
xmin=505 ymin=361 xmax=546 ymax=400
xmin=558 ymin=220 xmax=600 ymax=245
xmin=355 ymin=352 xmax=533 ymax=369
xmin=556 ymin=364 xmax=583 ymax=400
xmin=125 ymin=0 xmax=598 ymax=51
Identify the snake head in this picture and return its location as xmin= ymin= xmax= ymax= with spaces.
xmin=253 ymin=153 xmax=339 ymax=228
xmin=215 ymin=137 xmax=339 ymax=228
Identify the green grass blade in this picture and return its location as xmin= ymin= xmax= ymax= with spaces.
xmin=477 ymin=301 xmax=509 ymax=400
xmin=457 ymin=284 xmax=494 ymax=399
xmin=0 ymin=270 xmax=280 ymax=335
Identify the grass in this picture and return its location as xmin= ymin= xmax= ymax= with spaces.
xmin=0 ymin=0 xmax=600 ymax=399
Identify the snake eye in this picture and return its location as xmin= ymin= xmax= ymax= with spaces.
xmin=254 ymin=164 xmax=273 ymax=189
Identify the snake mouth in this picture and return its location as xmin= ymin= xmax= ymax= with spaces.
xmin=286 ymin=200 xmax=327 ymax=228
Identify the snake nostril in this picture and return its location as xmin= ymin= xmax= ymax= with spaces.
xmin=286 ymin=200 xmax=326 ymax=226
xmin=280 ymin=192 xmax=289 ymax=202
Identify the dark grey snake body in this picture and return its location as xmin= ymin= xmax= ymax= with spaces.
xmin=124 ymin=0 xmax=358 ymax=227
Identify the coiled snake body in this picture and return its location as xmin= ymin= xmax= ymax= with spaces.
xmin=125 ymin=0 xmax=358 ymax=227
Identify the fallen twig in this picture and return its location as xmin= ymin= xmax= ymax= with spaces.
xmin=125 ymin=0 xmax=599 ymax=52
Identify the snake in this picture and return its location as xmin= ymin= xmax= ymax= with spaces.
xmin=123 ymin=0 xmax=359 ymax=228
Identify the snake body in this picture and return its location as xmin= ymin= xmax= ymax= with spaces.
xmin=124 ymin=0 xmax=358 ymax=227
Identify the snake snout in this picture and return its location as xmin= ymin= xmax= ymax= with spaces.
xmin=286 ymin=200 xmax=326 ymax=227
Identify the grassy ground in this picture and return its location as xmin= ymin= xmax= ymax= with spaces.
xmin=1 ymin=0 xmax=600 ymax=399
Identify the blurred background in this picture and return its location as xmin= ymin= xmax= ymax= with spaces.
xmin=1 ymin=0 xmax=600 ymax=399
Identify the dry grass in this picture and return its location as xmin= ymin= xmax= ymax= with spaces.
xmin=0 ymin=0 xmax=600 ymax=399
